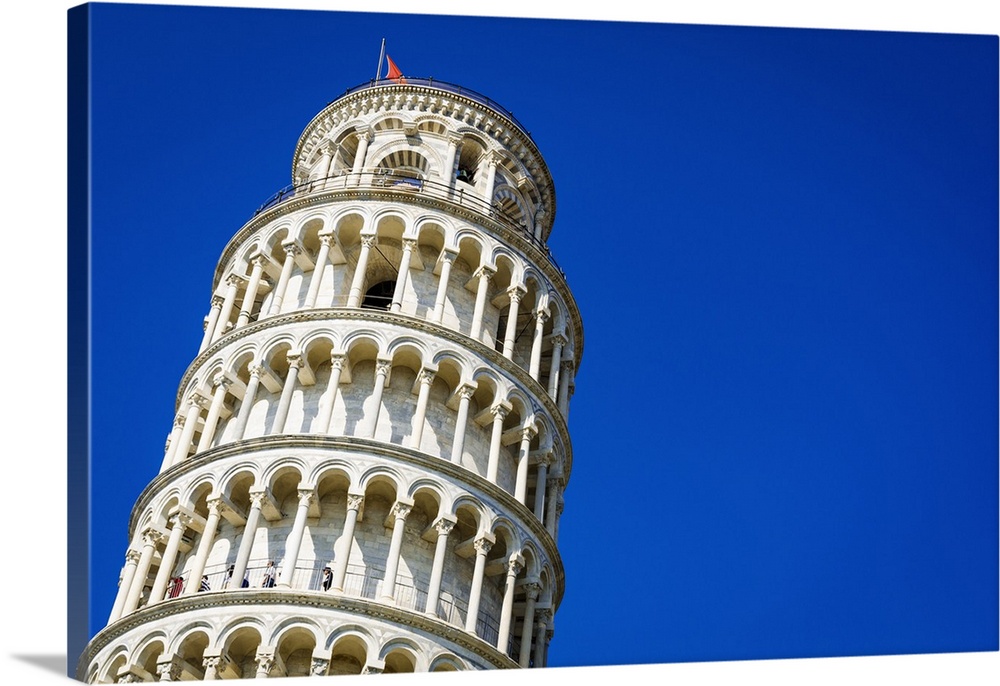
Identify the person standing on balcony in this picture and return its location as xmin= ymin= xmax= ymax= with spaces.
xmin=262 ymin=561 xmax=277 ymax=588
xmin=322 ymin=567 xmax=333 ymax=591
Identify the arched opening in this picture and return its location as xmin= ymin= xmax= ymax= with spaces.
xmin=361 ymin=279 xmax=396 ymax=310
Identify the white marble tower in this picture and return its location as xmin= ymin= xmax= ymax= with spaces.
xmin=78 ymin=75 xmax=583 ymax=681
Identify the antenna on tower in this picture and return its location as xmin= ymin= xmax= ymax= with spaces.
xmin=375 ymin=38 xmax=386 ymax=81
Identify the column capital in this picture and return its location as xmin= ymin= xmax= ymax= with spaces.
xmin=297 ymin=488 xmax=316 ymax=507
xmin=211 ymin=373 xmax=231 ymax=389
xmin=249 ymin=252 xmax=269 ymax=268
xmin=330 ymin=352 xmax=347 ymax=370
xmin=520 ymin=425 xmax=538 ymax=442
xmin=285 ymin=351 xmax=303 ymax=369
xmin=124 ymin=548 xmax=142 ymax=564
xmin=458 ymin=383 xmax=476 ymax=400
xmin=155 ymin=658 xmax=182 ymax=682
xmin=536 ymin=607 xmax=552 ymax=626
xmin=249 ymin=489 xmax=268 ymax=508
xmin=141 ymin=529 xmax=164 ymax=547
xmin=224 ymin=272 xmax=245 ymax=288
xmin=168 ymin=511 xmax=192 ymax=530
xmin=473 ymin=537 xmax=494 ymax=555
xmin=474 ymin=264 xmax=496 ymax=280
xmin=535 ymin=309 xmax=550 ymax=324
xmin=375 ymin=358 xmax=393 ymax=377
xmin=507 ymin=558 xmax=524 ymax=578
xmin=537 ymin=452 xmax=555 ymax=468
xmin=210 ymin=295 xmax=225 ymax=308
xmin=318 ymin=232 xmax=335 ymax=247
xmin=401 ymin=237 xmax=418 ymax=251
xmin=248 ymin=363 xmax=264 ymax=379
xmin=360 ymin=234 xmax=377 ymax=249
xmin=417 ymin=367 xmax=436 ymax=385
xmin=548 ymin=332 xmax=568 ymax=348
xmin=560 ymin=358 xmax=575 ymax=372
xmin=281 ymin=241 xmax=302 ymax=256
xmin=310 ymin=657 xmax=330 ymax=676
xmin=187 ymin=392 xmax=209 ymax=409
xmin=206 ymin=496 xmax=227 ymax=517
xmin=346 ymin=493 xmax=365 ymax=512
xmin=171 ymin=414 xmax=186 ymax=430
xmin=490 ymin=402 xmax=511 ymax=420
xmin=507 ymin=285 xmax=526 ymax=303
xmin=439 ymin=249 xmax=457 ymax=265
xmin=523 ymin=581 xmax=542 ymax=600
xmin=390 ymin=501 xmax=412 ymax=521
xmin=434 ymin=518 xmax=456 ymax=537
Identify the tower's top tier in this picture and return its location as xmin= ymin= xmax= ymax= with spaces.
xmin=291 ymin=78 xmax=558 ymax=241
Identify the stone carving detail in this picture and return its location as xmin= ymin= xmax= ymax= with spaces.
xmin=346 ymin=494 xmax=365 ymax=511
xmin=390 ymin=502 xmax=413 ymax=521
xmin=418 ymin=368 xmax=436 ymax=385
xmin=310 ymin=658 xmax=330 ymax=676
xmin=435 ymin=519 xmax=456 ymax=537
xmin=155 ymin=660 xmax=182 ymax=682
xmin=474 ymin=537 xmax=494 ymax=555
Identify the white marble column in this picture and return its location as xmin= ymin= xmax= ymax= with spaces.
xmin=351 ymin=130 xmax=372 ymax=185
xmin=198 ymin=296 xmax=224 ymax=354
xmin=409 ymin=368 xmax=435 ymax=449
xmin=389 ymin=238 xmax=415 ymax=313
xmin=346 ymin=235 xmax=375 ymax=308
xmin=443 ymin=133 xmax=461 ymax=194
xmin=557 ymin=360 xmax=574 ymax=415
xmin=485 ymin=403 xmax=510 ymax=484
xmin=121 ymin=530 xmax=162 ymax=616
xmin=331 ymin=494 xmax=364 ymax=593
xmin=532 ymin=454 xmax=552 ymax=521
xmin=271 ymin=352 xmax=302 ymax=434
xmin=303 ymin=234 xmax=333 ymax=308
xmin=277 ymin=488 xmax=315 ymax=588
xmin=469 ymin=265 xmax=495 ymax=341
xmin=423 ymin=517 xmax=455 ymax=617
xmin=533 ymin=608 xmax=551 ymax=667
xmin=149 ymin=512 xmax=191 ymax=604
xmin=267 ymin=242 xmax=301 ymax=316
xmin=230 ymin=490 xmax=265 ymax=590
xmin=518 ymin=582 xmax=541 ymax=667
xmin=230 ymin=364 xmax=262 ymax=441
xmin=501 ymin=287 xmax=524 ymax=359
xmin=108 ymin=549 xmax=142 ymax=622
xmin=484 ymin=154 xmax=499 ymax=202
xmin=528 ymin=310 xmax=549 ymax=380
xmin=514 ymin=426 xmax=536 ymax=504
xmin=544 ymin=477 xmax=562 ymax=536
xmin=169 ymin=393 xmax=207 ymax=468
xmin=183 ymin=498 xmax=226 ymax=596
xmin=464 ymin=537 xmax=492 ymax=634
xmin=317 ymin=353 xmax=345 ymax=434
xmin=236 ymin=255 xmax=266 ymax=328
xmin=546 ymin=334 xmax=567 ymax=400
xmin=450 ymin=384 xmax=476 ymax=465
xmin=317 ymin=143 xmax=334 ymax=187
xmin=195 ymin=374 xmax=229 ymax=454
xmin=379 ymin=501 xmax=412 ymax=602
xmin=210 ymin=274 xmax=243 ymax=343
xmin=431 ymin=250 xmax=457 ymax=324
xmin=159 ymin=415 xmax=185 ymax=473
xmin=496 ymin=558 xmax=523 ymax=653
xmin=364 ymin=358 xmax=391 ymax=439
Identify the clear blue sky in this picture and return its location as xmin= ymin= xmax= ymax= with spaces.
xmin=83 ymin=2 xmax=997 ymax=669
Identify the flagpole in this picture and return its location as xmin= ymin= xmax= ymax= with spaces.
xmin=375 ymin=38 xmax=386 ymax=81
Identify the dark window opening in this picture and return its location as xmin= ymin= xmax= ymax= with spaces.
xmin=456 ymin=166 xmax=475 ymax=184
xmin=361 ymin=280 xmax=396 ymax=311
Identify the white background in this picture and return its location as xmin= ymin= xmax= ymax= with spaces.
xmin=1 ymin=1 xmax=996 ymax=684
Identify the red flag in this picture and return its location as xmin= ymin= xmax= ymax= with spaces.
xmin=385 ymin=55 xmax=406 ymax=83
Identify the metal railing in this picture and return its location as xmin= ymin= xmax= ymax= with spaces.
xmin=250 ymin=169 xmax=563 ymax=278
xmin=335 ymin=78 xmax=533 ymax=141
xmin=174 ymin=559 xmax=508 ymax=650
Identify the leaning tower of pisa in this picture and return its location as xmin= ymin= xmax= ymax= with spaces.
xmin=78 ymin=75 xmax=582 ymax=681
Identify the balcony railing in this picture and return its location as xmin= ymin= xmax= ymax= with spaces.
xmin=335 ymin=78 xmax=533 ymax=142
xmin=166 ymin=559 xmax=510 ymax=652
xmin=251 ymin=169 xmax=563 ymax=278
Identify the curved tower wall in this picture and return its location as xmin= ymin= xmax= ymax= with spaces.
xmin=79 ymin=78 xmax=583 ymax=682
